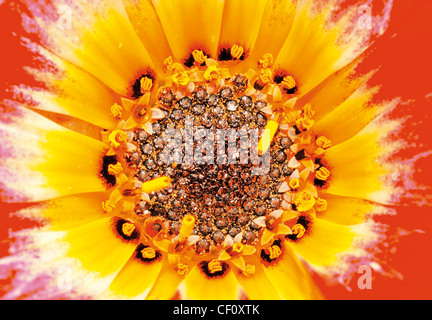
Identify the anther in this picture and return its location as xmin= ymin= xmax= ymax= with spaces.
xmin=289 ymin=178 xmax=300 ymax=190
xmin=294 ymin=191 xmax=316 ymax=212
xmin=172 ymin=71 xmax=190 ymax=86
xmin=292 ymin=224 xmax=306 ymax=239
xmin=191 ymin=50 xmax=207 ymax=65
xmin=316 ymin=136 xmax=332 ymax=149
xmin=243 ymin=264 xmax=256 ymax=276
xmin=258 ymin=53 xmax=273 ymax=69
xmin=208 ymin=259 xmax=223 ymax=274
xmin=315 ymin=167 xmax=330 ymax=181
xmin=302 ymin=103 xmax=315 ymax=118
xmin=164 ymin=56 xmax=173 ymax=70
xmin=315 ymin=198 xmax=328 ymax=212
xmin=176 ymin=263 xmax=189 ymax=277
xmin=266 ymin=245 xmax=282 ymax=260
xmin=109 ymin=130 xmax=128 ymax=148
xmin=140 ymin=77 xmax=153 ymax=93
xmin=230 ymin=45 xmax=244 ymax=60
xmin=102 ymin=200 xmax=115 ymax=212
xmin=141 ymin=247 xmax=156 ymax=259
xmin=107 ymin=162 xmax=122 ymax=175
xmin=281 ymin=75 xmax=296 ymax=90
xmin=204 ymin=65 xmax=221 ymax=81
xmin=110 ymin=103 xmax=123 ymax=119
xmin=122 ymin=222 xmax=136 ymax=237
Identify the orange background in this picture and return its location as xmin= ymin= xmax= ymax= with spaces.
xmin=0 ymin=0 xmax=431 ymax=299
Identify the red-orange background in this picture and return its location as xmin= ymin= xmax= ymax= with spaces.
xmin=0 ymin=0 xmax=431 ymax=299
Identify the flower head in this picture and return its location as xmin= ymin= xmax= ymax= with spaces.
xmin=0 ymin=0 xmax=426 ymax=301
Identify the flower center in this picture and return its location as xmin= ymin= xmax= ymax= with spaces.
xmin=126 ymin=82 xmax=298 ymax=249
xmin=99 ymin=50 xmax=333 ymax=262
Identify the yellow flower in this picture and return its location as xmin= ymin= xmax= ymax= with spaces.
xmin=0 ymin=0 xmax=410 ymax=301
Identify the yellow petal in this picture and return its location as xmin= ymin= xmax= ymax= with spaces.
xmin=0 ymin=108 xmax=107 ymax=202
xmin=275 ymin=0 xmax=374 ymax=95
xmin=146 ymin=258 xmax=187 ymax=299
xmin=290 ymin=218 xmax=355 ymax=267
xmin=28 ymin=0 xmax=155 ymax=95
xmin=234 ymin=256 xmax=281 ymax=300
xmin=261 ymin=229 xmax=276 ymax=245
xmin=152 ymin=0 xmax=224 ymax=60
xmin=65 ymin=218 xmax=137 ymax=276
xmin=124 ymin=0 xmax=173 ymax=71
xmin=263 ymin=240 xmax=323 ymax=299
xmin=318 ymin=194 xmax=377 ymax=226
xmin=218 ymin=0 xmax=268 ymax=56
xmin=20 ymin=52 xmax=118 ymax=130
xmin=230 ymin=256 xmax=246 ymax=271
xmin=313 ymin=86 xmax=396 ymax=146
xmin=109 ymin=247 xmax=163 ymax=298
xmin=249 ymin=0 xmax=296 ymax=62
xmin=324 ymin=123 xmax=402 ymax=204
xmin=14 ymin=192 xmax=109 ymax=231
xmin=183 ymin=262 xmax=239 ymax=300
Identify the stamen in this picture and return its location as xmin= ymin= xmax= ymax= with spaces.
xmin=107 ymin=162 xmax=122 ymax=175
xmin=289 ymin=178 xmax=300 ymax=190
xmin=315 ymin=198 xmax=328 ymax=212
xmin=140 ymin=77 xmax=153 ymax=93
xmin=296 ymin=116 xmax=314 ymax=131
xmin=180 ymin=214 xmax=195 ymax=239
xmin=258 ymin=116 xmax=279 ymax=155
xmin=294 ymin=191 xmax=316 ymax=212
xmin=315 ymin=167 xmax=330 ymax=181
xmin=302 ymin=103 xmax=315 ymax=119
xmin=176 ymin=263 xmax=189 ymax=277
xmin=109 ymin=130 xmax=128 ymax=148
xmin=110 ymin=103 xmax=123 ymax=119
xmin=172 ymin=71 xmax=190 ymax=86
xmin=141 ymin=176 xmax=171 ymax=193
xmin=164 ymin=56 xmax=173 ymax=70
xmin=266 ymin=245 xmax=282 ymax=260
xmin=191 ymin=49 xmax=207 ymax=65
xmin=141 ymin=247 xmax=156 ymax=259
xmin=316 ymin=136 xmax=332 ymax=149
xmin=243 ymin=264 xmax=256 ymax=276
xmin=204 ymin=65 xmax=221 ymax=81
xmin=230 ymin=45 xmax=244 ymax=60
xmin=258 ymin=53 xmax=273 ymax=69
xmin=102 ymin=200 xmax=115 ymax=212
xmin=122 ymin=222 xmax=136 ymax=237
xmin=281 ymin=76 xmax=296 ymax=90
xmin=292 ymin=224 xmax=306 ymax=238
xmin=257 ymin=70 xmax=271 ymax=87
xmin=208 ymin=259 xmax=223 ymax=274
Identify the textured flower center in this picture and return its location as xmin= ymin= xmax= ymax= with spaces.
xmin=126 ymin=82 xmax=297 ymax=250
xmin=99 ymin=49 xmax=333 ymax=269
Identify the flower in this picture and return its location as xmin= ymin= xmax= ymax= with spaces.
xmin=0 ymin=0 xmax=428 ymax=301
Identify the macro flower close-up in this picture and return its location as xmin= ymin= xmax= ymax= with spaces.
xmin=0 ymin=0 xmax=431 ymax=301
